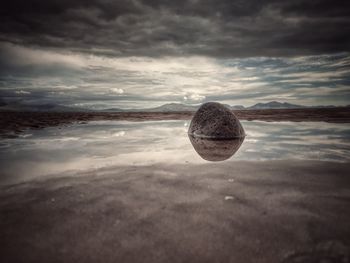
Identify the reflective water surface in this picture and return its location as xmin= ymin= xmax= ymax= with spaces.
xmin=0 ymin=120 xmax=349 ymax=185
xmin=189 ymin=136 xmax=244 ymax=161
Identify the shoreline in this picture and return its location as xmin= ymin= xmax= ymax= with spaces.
xmin=1 ymin=107 xmax=350 ymax=138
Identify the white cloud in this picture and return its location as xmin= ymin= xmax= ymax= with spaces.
xmin=113 ymin=131 xmax=126 ymax=137
xmin=1 ymin=42 xmax=85 ymax=68
xmin=183 ymin=94 xmax=206 ymax=102
xmin=15 ymin=90 xmax=31 ymax=94
xmin=109 ymin=88 xmax=124 ymax=94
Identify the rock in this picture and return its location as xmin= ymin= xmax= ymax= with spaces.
xmin=188 ymin=102 xmax=245 ymax=139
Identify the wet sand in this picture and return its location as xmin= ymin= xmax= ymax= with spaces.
xmin=1 ymin=107 xmax=350 ymax=137
xmin=1 ymin=160 xmax=349 ymax=263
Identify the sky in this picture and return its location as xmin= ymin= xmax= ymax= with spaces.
xmin=0 ymin=0 xmax=349 ymax=109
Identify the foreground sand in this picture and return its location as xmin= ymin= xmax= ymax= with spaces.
xmin=1 ymin=160 xmax=349 ymax=263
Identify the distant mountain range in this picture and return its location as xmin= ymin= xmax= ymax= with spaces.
xmin=249 ymin=101 xmax=303 ymax=109
xmin=103 ymin=101 xmax=303 ymax=112
xmin=109 ymin=101 xmax=335 ymax=112
xmin=102 ymin=103 xmax=198 ymax=112
xmin=0 ymin=100 xmax=343 ymax=112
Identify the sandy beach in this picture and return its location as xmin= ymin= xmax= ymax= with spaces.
xmin=0 ymin=116 xmax=349 ymax=262
xmin=1 ymin=160 xmax=349 ymax=263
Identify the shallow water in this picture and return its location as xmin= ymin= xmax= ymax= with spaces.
xmin=0 ymin=120 xmax=349 ymax=185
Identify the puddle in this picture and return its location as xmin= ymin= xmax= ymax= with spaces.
xmin=0 ymin=120 xmax=349 ymax=185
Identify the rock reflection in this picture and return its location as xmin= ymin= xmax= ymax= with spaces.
xmin=188 ymin=135 xmax=245 ymax=162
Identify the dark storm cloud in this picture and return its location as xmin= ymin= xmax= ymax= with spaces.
xmin=1 ymin=1 xmax=349 ymax=109
xmin=1 ymin=0 xmax=349 ymax=57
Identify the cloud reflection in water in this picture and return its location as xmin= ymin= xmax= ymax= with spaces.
xmin=0 ymin=120 xmax=349 ymax=185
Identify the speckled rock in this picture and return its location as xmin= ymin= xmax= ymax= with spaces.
xmin=188 ymin=102 xmax=245 ymax=139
